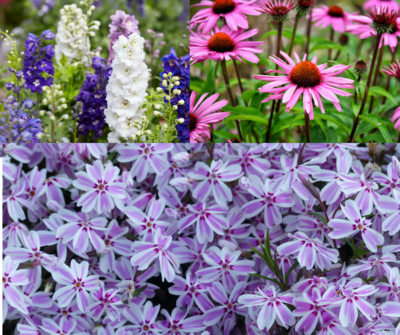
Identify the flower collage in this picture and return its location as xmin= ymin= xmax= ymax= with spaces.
xmin=2 ymin=0 xmax=400 ymax=335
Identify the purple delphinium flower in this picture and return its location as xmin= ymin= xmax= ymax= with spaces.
xmin=130 ymin=228 xmax=180 ymax=282
xmin=73 ymin=160 xmax=126 ymax=214
xmin=51 ymin=259 xmax=100 ymax=312
xmin=238 ymin=285 xmax=295 ymax=331
xmin=188 ymin=160 xmax=243 ymax=206
xmin=328 ymin=200 xmax=384 ymax=252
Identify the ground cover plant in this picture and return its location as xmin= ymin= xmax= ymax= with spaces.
xmin=2 ymin=142 xmax=400 ymax=334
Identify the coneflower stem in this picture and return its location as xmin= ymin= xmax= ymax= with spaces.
xmin=368 ymin=46 xmax=385 ymax=114
xmin=233 ymin=59 xmax=247 ymax=106
xmin=305 ymin=8 xmax=313 ymax=55
xmin=349 ymin=33 xmax=382 ymax=142
xmin=328 ymin=27 xmax=334 ymax=60
xmin=354 ymin=75 xmax=361 ymax=104
xmin=304 ymin=112 xmax=311 ymax=143
xmin=221 ymin=59 xmax=243 ymax=142
xmin=397 ymin=132 xmax=400 ymax=143
xmin=289 ymin=16 xmax=300 ymax=57
xmin=383 ymin=45 xmax=398 ymax=104
xmin=266 ymin=21 xmax=283 ymax=142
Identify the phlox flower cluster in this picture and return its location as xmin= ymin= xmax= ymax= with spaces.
xmin=54 ymin=2 xmax=100 ymax=63
xmin=108 ymin=10 xmax=140 ymax=64
xmin=75 ymin=56 xmax=112 ymax=140
xmin=4 ymin=143 xmax=400 ymax=335
xmin=104 ymin=32 xmax=150 ymax=142
xmin=160 ymin=47 xmax=190 ymax=143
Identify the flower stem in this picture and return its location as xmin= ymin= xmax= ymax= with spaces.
xmin=398 ymin=132 xmax=400 ymax=143
xmin=304 ymin=112 xmax=311 ymax=143
xmin=383 ymin=44 xmax=397 ymax=104
xmin=266 ymin=21 xmax=283 ymax=142
xmin=328 ymin=27 xmax=334 ymax=60
xmin=305 ymin=8 xmax=313 ymax=56
xmin=368 ymin=46 xmax=385 ymax=114
xmin=354 ymin=75 xmax=361 ymax=104
xmin=289 ymin=16 xmax=300 ymax=57
xmin=348 ymin=33 xmax=382 ymax=143
xmin=233 ymin=59 xmax=245 ymax=96
xmin=221 ymin=59 xmax=243 ymax=142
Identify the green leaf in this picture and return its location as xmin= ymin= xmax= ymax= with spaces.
xmin=248 ymin=273 xmax=285 ymax=290
xmin=307 ymin=212 xmax=328 ymax=225
xmin=271 ymin=113 xmax=301 ymax=136
xmin=242 ymin=90 xmax=257 ymax=103
xmin=285 ymin=261 xmax=299 ymax=286
xmin=224 ymin=114 xmax=270 ymax=126
xmin=358 ymin=114 xmax=391 ymax=143
xmin=314 ymin=113 xmax=350 ymax=135
xmin=310 ymin=41 xmax=344 ymax=53
xmin=369 ymin=86 xmax=397 ymax=106
xmin=199 ymin=61 xmax=216 ymax=97
xmin=222 ymin=106 xmax=266 ymax=119
xmin=313 ymin=117 xmax=327 ymax=142
xmin=132 ymin=285 xmax=147 ymax=297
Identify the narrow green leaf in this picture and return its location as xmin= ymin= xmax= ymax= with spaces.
xmin=248 ymin=273 xmax=285 ymax=290
xmin=225 ymin=115 xmax=270 ymax=126
xmin=358 ymin=114 xmax=391 ymax=143
xmin=314 ymin=114 xmax=350 ymax=135
xmin=199 ymin=61 xmax=216 ymax=97
xmin=222 ymin=106 xmax=265 ymax=119
xmin=285 ymin=261 xmax=299 ymax=285
xmin=369 ymin=86 xmax=397 ymax=106
xmin=307 ymin=212 xmax=328 ymax=225
xmin=132 ymin=284 xmax=147 ymax=297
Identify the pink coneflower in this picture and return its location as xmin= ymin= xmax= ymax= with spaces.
xmin=348 ymin=16 xmax=400 ymax=52
xmin=258 ymin=0 xmax=297 ymax=22
xmin=190 ymin=91 xmax=230 ymax=143
xmin=393 ymin=107 xmax=400 ymax=133
xmin=363 ymin=0 xmax=400 ymax=12
xmin=254 ymin=51 xmax=354 ymax=119
xmin=190 ymin=25 xmax=263 ymax=64
xmin=190 ymin=0 xmax=261 ymax=33
xmin=382 ymin=59 xmax=400 ymax=81
xmin=312 ymin=5 xmax=355 ymax=33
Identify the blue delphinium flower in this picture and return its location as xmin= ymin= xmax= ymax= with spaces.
xmin=22 ymin=30 xmax=55 ymax=94
xmin=75 ymin=56 xmax=112 ymax=140
xmin=160 ymin=47 xmax=190 ymax=143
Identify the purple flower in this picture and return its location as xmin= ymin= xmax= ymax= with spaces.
xmin=328 ymin=200 xmax=384 ymax=252
xmin=130 ymin=228 xmax=180 ymax=282
xmin=51 ymin=260 xmax=100 ymax=312
xmin=73 ymin=160 xmax=126 ymax=214
xmin=277 ymin=232 xmax=339 ymax=270
xmin=122 ymin=301 xmax=162 ymax=334
xmin=238 ymin=285 xmax=295 ymax=331
xmin=158 ymin=307 xmax=206 ymax=334
xmin=188 ymin=160 xmax=243 ymax=206
xmin=87 ymin=287 xmax=122 ymax=321
xmin=196 ymin=246 xmax=254 ymax=291
xmin=39 ymin=318 xmax=78 ymax=335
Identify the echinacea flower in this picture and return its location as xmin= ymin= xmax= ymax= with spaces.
xmin=190 ymin=0 xmax=261 ymax=33
xmin=328 ymin=200 xmax=384 ymax=252
xmin=130 ymin=228 xmax=180 ymax=282
xmin=382 ymin=59 xmax=400 ymax=82
xmin=259 ymin=0 xmax=297 ymax=22
xmin=73 ymin=160 xmax=126 ymax=214
xmin=190 ymin=91 xmax=230 ymax=143
xmin=238 ymin=285 xmax=295 ymax=331
xmin=363 ymin=0 xmax=400 ymax=12
xmin=297 ymin=0 xmax=314 ymax=17
xmin=254 ymin=51 xmax=354 ymax=119
xmin=366 ymin=6 xmax=399 ymax=34
xmin=347 ymin=16 xmax=400 ymax=52
xmin=312 ymin=5 xmax=355 ymax=33
xmin=190 ymin=25 xmax=263 ymax=64
xmin=51 ymin=259 xmax=100 ymax=312
xmin=392 ymin=107 xmax=400 ymax=132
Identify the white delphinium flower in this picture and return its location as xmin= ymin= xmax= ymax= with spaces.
xmin=104 ymin=32 xmax=150 ymax=143
xmin=55 ymin=2 xmax=99 ymax=63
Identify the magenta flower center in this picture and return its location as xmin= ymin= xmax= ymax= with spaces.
xmin=212 ymin=0 xmax=236 ymax=14
xmin=190 ymin=112 xmax=197 ymax=131
xmin=328 ymin=6 xmax=344 ymax=18
xmin=208 ymin=32 xmax=235 ymax=53
xmin=272 ymin=5 xmax=289 ymax=14
xmin=2 ymin=277 xmax=6 ymax=284
xmin=290 ymin=61 xmax=322 ymax=88
xmin=98 ymin=184 xmax=105 ymax=190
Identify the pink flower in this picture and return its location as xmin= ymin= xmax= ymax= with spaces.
xmin=39 ymin=318 xmax=79 ymax=335
xmin=277 ymin=232 xmax=339 ymax=270
xmin=190 ymin=25 xmax=263 ymax=64
xmin=254 ymin=51 xmax=354 ymax=119
xmin=258 ymin=0 xmax=297 ymax=18
xmin=328 ymin=200 xmax=384 ymax=252
xmin=190 ymin=91 xmax=230 ymax=143
xmin=190 ymin=0 xmax=261 ymax=33
xmin=363 ymin=0 xmax=400 ymax=11
xmin=130 ymin=228 xmax=181 ymax=282
xmin=73 ymin=160 xmax=126 ymax=214
xmin=393 ymin=107 xmax=400 ymax=132
xmin=56 ymin=209 xmax=108 ymax=254
xmin=382 ymin=59 xmax=400 ymax=81
xmin=51 ymin=260 xmax=100 ymax=312
xmin=347 ymin=16 xmax=400 ymax=52
xmin=87 ymin=287 xmax=122 ymax=321
xmin=188 ymin=159 xmax=243 ymax=206
xmin=122 ymin=301 xmax=163 ymax=334
xmin=312 ymin=5 xmax=355 ymax=33
xmin=238 ymin=285 xmax=295 ymax=331
xmin=2 ymin=256 xmax=31 ymax=319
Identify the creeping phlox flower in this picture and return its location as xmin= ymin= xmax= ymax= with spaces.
xmin=104 ymin=32 xmax=150 ymax=142
xmin=254 ymin=51 xmax=355 ymax=119
xmin=3 ymin=143 xmax=400 ymax=335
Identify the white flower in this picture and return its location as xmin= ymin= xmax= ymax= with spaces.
xmin=105 ymin=32 xmax=149 ymax=143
